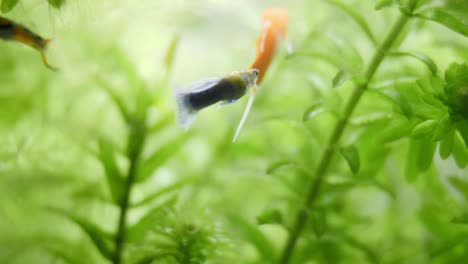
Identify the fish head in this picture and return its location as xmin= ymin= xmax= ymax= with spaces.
xmin=234 ymin=68 xmax=259 ymax=90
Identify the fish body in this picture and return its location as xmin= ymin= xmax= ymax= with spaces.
xmin=0 ymin=16 xmax=55 ymax=70
xmin=250 ymin=8 xmax=288 ymax=84
xmin=176 ymin=69 xmax=259 ymax=129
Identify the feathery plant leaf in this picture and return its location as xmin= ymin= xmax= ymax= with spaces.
xmin=147 ymin=112 xmax=174 ymax=134
xmin=411 ymin=119 xmax=437 ymax=138
xmin=113 ymin=46 xmax=143 ymax=90
xmin=452 ymin=132 xmax=468 ymax=168
xmin=448 ymin=176 xmax=468 ymax=201
xmin=137 ymin=133 xmax=189 ymax=182
xmin=256 ymin=209 xmax=283 ymax=226
xmin=332 ymin=69 xmax=350 ymax=88
xmin=132 ymin=177 xmax=196 ymax=208
xmin=302 ymin=102 xmax=325 ymax=122
xmin=415 ymin=9 xmax=468 ymax=37
xmin=95 ymin=76 xmax=131 ymax=123
xmin=48 ymin=207 xmax=114 ymax=261
xmin=388 ymin=51 xmax=438 ymax=76
xmin=439 ymin=129 xmax=454 ymax=159
xmin=164 ymin=35 xmax=180 ymax=76
xmin=406 ymin=136 xmax=436 ymax=181
xmin=128 ymin=209 xmax=224 ymax=264
xmin=326 ymin=0 xmax=377 ymax=45
xmin=127 ymin=198 xmax=178 ymax=243
xmin=47 ymin=0 xmax=65 ymax=9
xmin=228 ymin=214 xmax=276 ymax=262
xmin=375 ymin=0 xmax=400 ymax=10
xmin=98 ymin=137 xmax=125 ymax=204
xmin=266 ymin=160 xmax=296 ymax=174
xmin=1 ymin=0 xmax=20 ymax=13
xmin=340 ymin=145 xmax=360 ymax=174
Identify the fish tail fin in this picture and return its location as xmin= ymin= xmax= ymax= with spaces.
xmin=40 ymin=39 xmax=58 ymax=71
xmin=233 ymin=85 xmax=257 ymax=142
xmin=175 ymin=92 xmax=197 ymax=130
xmin=40 ymin=51 xmax=58 ymax=71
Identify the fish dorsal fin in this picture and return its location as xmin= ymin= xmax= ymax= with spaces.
xmin=180 ymin=77 xmax=222 ymax=93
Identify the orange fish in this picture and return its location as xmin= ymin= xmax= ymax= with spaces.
xmin=233 ymin=8 xmax=289 ymax=141
xmin=250 ymin=7 xmax=288 ymax=84
xmin=0 ymin=16 xmax=56 ymax=70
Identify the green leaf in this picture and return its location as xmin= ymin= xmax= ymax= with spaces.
xmin=310 ymin=210 xmax=326 ymax=238
xmin=452 ymin=132 xmax=468 ymax=168
xmin=439 ymin=130 xmax=454 ymax=159
xmin=302 ymin=102 xmax=325 ymax=122
xmin=417 ymin=138 xmax=436 ymax=171
xmin=132 ymin=177 xmax=195 ymax=207
xmin=457 ymin=122 xmax=468 ymax=148
xmin=415 ymin=9 xmax=468 ymax=37
xmin=340 ymin=145 xmax=360 ymax=174
xmin=406 ymin=137 xmax=436 ymax=181
xmin=228 ymin=214 xmax=276 ymax=262
xmin=49 ymin=208 xmax=114 ymax=260
xmin=388 ymin=52 xmax=438 ymax=76
xmin=432 ymin=115 xmax=453 ymax=141
xmin=380 ymin=118 xmax=414 ymax=143
xmin=332 ymin=69 xmax=349 ymax=88
xmin=42 ymin=240 xmax=90 ymax=264
xmin=127 ymin=198 xmax=177 ymax=243
xmin=429 ymin=75 xmax=444 ymax=94
xmin=137 ymin=134 xmax=189 ymax=182
xmin=48 ymin=0 xmax=65 ymax=9
xmin=98 ymin=137 xmax=125 ymax=204
xmin=256 ymin=209 xmax=283 ymax=225
xmin=411 ymin=119 xmax=437 ymax=138
xmin=1 ymin=0 xmax=20 ymax=13
xmin=266 ymin=160 xmax=296 ymax=174
xmin=147 ymin=112 xmax=175 ymax=134
xmin=95 ymin=76 xmax=131 ymax=123
xmin=326 ymin=0 xmax=377 ymax=45
xmin=375 ymin=0 xmax=399 ymax=10
xmin=382 ymin=89 xmax=413 ymax=117
xmin=164 ymin=35 xmax=180 ymax=74
xmin=113 ymin=46 xmax=142 ymax=89
xmin=448 ymin=176 xmax=468 ymax=200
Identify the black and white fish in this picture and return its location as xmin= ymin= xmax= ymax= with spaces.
xmin=175 ymin=69 xmax=259 ymax=141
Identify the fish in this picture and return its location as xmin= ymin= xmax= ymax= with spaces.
xmin=250 ymin=7 xmax=288 ymax=84
xmin=0 ymin=16 xmax=56 ymax=70
xmin=232 ymin=8 xmax=289 ymax=141
xmin=175 ymin=69 xmax=259 ymax=130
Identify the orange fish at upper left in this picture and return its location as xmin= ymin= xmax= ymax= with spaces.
xmin=0 ymin=16 xmax=56 ymax=70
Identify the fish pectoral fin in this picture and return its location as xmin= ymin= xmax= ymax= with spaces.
xmin=221 ymin=99 xmax=238 ymax=105
xmin=216 ymin=99 xmax=239 ymax=109
xmin=232 ymin=86 xmax=257 ymax=142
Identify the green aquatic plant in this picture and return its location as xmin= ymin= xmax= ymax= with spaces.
xmin=0 ymin=0 xmax=467 ymax=264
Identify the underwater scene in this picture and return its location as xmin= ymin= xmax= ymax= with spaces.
xmin=0 ymin=0 xmax=467 ymax=263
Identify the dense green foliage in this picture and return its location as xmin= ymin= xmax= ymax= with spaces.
xmin=0 ymin=0 xmax=467 ymax=263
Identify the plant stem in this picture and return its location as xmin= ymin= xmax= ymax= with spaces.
xmin=279 ymin=3 xmax=418 ymax=263
xmin=113 ymin=120 xmax=146 ymax=264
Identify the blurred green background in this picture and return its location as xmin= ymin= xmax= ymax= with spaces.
xmin=1 ymin=0 xmax=467 ymax=263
